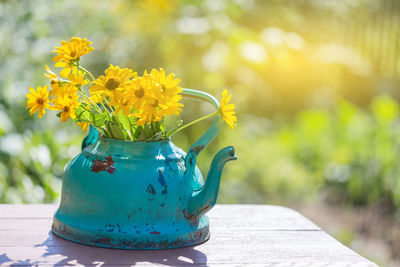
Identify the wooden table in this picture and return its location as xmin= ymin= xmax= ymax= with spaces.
xmin=0 ymin=204 xmax=376 ymax=266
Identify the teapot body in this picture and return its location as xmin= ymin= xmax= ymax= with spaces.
xmin=52 ymin=137 xmax=209 ymax=249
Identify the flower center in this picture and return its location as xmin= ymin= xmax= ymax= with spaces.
xmin=135 ymin=87 xmax=145 ymax=98
xmin=36 ymin=98 xmax=44 ymax=105
xmin=105 ymin=78 xmax=120 ymax=91
xmin=161 ymin=84 xmax=167 ymax=92
xmin=70 ymin=51 xmax=77 ymax=58
xmin=63 ymin=106 xmax=70 ymax=112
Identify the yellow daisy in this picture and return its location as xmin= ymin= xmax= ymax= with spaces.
xmin=125 ymin=74 xmax=155 ymax=110
xmin=51 ymin=94 xmax=80 ymax=122
xmin=53 ymin=37 xmax=94 ymax=63
xmin=53 ymin=37 xmax=94 ymax=77
xmin=90 ymin=64 xmax=136 ymax=101
xmin=150 ymin=68 xmax=182 ymax=99
xmin=219 ymin=89 xmax=237 ymax=130
xmin=26 ymin=86 xmax=50 ymax=118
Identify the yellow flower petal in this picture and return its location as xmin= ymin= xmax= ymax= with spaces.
xmin=77 ymin=122 xmax=90 ymax=132
xmin=54 ymin=62 xmax=67 ymax=67
xmin=60 ymin=111 xmax=69 ymax=122
xmin=60 ymin=66 xmax=71 ymax=78
xmin=218 ymin=89 xmax=237 ymax=130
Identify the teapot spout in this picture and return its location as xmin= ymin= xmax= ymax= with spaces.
xmin=185 ymin=146 xmax=236 ymax=222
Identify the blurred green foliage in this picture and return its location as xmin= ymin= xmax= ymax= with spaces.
xmin=217 ymin=95 xmax=400 ymax=210
xmin=1 ymin=0 xmax=400 ymax=219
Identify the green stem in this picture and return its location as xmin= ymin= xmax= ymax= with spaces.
xmin=170 ymin=111 xmax=218 ymax=136
xmin=151 ymin=121 xmax=158 ymax=136
xmin=161 ymin=119 xmax=166 ymax=139
xmin=101 ymin=125 xmax=112 ymax=137
xmin=93 ymin=125 xmax=106 ymax=136
xmin=96 ymin=95 xmax=113 ymax=119
xmin=77 ymin=65 xmax=95 ymax=81
xmin=78 ymin=88 xmax=102 ymax=113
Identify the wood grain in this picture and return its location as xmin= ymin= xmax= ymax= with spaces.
xmin=0 ymin=204 xmax=376 ymax=266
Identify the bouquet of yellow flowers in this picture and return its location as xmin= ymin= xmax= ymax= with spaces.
xmin=26 ymin=37 xmax=237 ymax=141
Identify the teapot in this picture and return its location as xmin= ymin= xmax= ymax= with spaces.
xmin=52 ymin=88 xmax=237 ymax=249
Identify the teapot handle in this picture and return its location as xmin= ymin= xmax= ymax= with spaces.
xmin=181 ymin=88 xmax=223 ymax=178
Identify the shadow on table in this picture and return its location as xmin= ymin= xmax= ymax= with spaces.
xmin=1 ymin=231 xmax=209 ymax=266
xmin=43 ymin=231 xmax=208 ymax=266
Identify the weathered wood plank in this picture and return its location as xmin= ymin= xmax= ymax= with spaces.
xmin=0 ymin=243 xmax=375 ymax=267
xmin=0 ymin=219 xmax=53 ymax=231
xmin=0 ymin=205 xmax=376 ymax=266
xmin=0 ymin=232 xmax=373 ymax=265
xmin=0 ymin=205 xmax=56 ymax=219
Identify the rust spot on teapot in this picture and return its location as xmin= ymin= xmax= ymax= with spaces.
xmin=183 ymin=204 xmax=210 ymax=223
xmin=193 ymin=145 xmax=205 ymax=154
xmin=91 ymin=156 xmax=115 ymax=174
xmin=150 ymin=231 xmax=160 ymax=235
xmin=146 ymin=184 xmax=156 ymax=195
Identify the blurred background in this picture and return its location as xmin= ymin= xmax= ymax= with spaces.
xmin=1 ymin=0 xmax=400 ymax=265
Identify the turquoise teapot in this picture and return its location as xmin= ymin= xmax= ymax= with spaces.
xmin=52 ymin=88 xmax=237 ymax=249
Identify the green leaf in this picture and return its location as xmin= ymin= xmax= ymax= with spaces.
xmin=134 ymin=126 xmax=142 ymax=139
xmin=117 ymin=113 xmax=131 ymax=133
xmin=109 ymin=123 xmax=126 ymax=140
xmin=90 ymin=111 xmax=108 ymax=127
xmin=74 ymin=105 xmax=91 ymax=123
xmin=128 ymin=116 xmax=137 ymax=124
xmin=111 ymin=116 xmax=130 ymax=139
xmin=143 ymin=124 xmax=153 ymax=139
